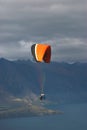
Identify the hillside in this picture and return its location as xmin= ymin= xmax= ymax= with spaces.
xmin=0 ymin=58 xmax=87 ymax=103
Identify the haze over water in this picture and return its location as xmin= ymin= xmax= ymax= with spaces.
xmin=0 ymin=103 xmax=87 ymax=130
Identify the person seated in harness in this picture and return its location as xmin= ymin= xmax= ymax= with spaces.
xmin=40 ymin=93 xmax=45 ymax=100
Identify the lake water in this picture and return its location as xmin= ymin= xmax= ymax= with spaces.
xmin=0 ymin=103 xmax=87 ymax=130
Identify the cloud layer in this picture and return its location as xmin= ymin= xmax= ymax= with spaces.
xmin=0 ymin=0 xmax=87 ymax=62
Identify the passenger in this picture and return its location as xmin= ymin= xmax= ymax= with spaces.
xmin=40 ymin=93 xmax=45 ymax=100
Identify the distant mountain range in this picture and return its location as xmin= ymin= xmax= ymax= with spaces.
xmin=0 ymin=58 xmax=87 ymax=103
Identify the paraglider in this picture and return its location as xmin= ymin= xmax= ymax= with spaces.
xmin=31 ymin=43 xmax=51 ymax=100
xmin=31 ymin=44 xmax=51 ymax=63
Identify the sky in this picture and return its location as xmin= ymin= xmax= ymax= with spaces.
xmin=0 ymin=0 xmax=87 ymax=62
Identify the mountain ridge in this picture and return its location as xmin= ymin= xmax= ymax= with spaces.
xmin=0 ymin=58 xmax=87 ymax=103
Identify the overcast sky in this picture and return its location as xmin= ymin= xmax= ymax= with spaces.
xmin=0 ymin=0 xmax=87 ymax=62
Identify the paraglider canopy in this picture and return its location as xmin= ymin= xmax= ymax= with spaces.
xmin=31 ymin=44 xmax=51 ymax=63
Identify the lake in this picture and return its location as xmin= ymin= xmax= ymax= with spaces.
xmin=0 ymin=103 xmax=87 ymax=130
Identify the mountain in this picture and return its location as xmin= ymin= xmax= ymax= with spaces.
xmin=0 ymin=58 xmax=87 ymax=103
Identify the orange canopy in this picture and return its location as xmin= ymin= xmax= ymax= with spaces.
xmin=31 ymin=44 xmax=51 ymax=63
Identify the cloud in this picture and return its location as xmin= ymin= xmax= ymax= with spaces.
xmin=0 ymin=0 xmax=87 ymax=62
xmin=51 ymin=37 xmax=87 ymax=62
xmin=0 ymin=40 xmax=36 ymax=60
xmin=0 ymin=38 xmax=87 ymax=62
